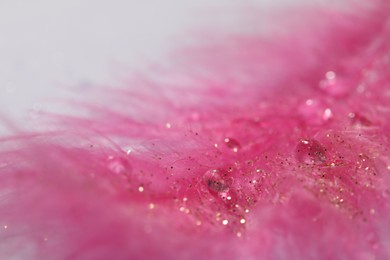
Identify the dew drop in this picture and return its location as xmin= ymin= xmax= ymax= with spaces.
xmin=107 ymin=156 xmax=131 ymax=175
xmin=319 ymin=71 xmax=354 ymax=97
xmin=348 ymin=112 xmax=372 ymax=127
xmin=203 ymin=169 xmax=231 ymax=193
xmin=224 ymin=138 xmax=241 ymax=152
xmin=295 ymin=139 xmax=327 ymax=165
xmin=323 ymin=108 xmax=333 ymax=121
xmin=298 ymin=99 xmax=330 ymax=124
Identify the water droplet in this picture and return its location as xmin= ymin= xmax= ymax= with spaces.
xmin=203 ymin=169 xmax=231 ymax=193
xmin=298 ymin=99 xmax=329 ymax=124
xmin=107 ymin=156 xmax=131 ymax=175
xmin=224 ymin=138 xmax=241 ymax=152
xmin=319 ymin=71 xmax=354 ymax=97
xmin=323 ymin=108 xmax=333 ymax=121
xmin=348 ymin=113 xmax=372 ymax=127
xmin=295 ymin=139 xmax=327 ymax=165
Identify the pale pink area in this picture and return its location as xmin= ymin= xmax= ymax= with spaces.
xmin=1 ymin=1 xmax=390 ymax=259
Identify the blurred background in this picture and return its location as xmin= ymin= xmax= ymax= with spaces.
xmin=0 ymin=0 xmax=336 ymax=129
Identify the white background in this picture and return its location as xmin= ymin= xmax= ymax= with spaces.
xmin=0 ymin=0 xmax=336 ymax=128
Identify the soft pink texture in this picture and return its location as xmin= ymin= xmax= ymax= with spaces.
xmin=1 ymin=1 xmax=390 ymax=259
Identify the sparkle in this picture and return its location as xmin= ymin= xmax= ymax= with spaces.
xmin=165 ymin=123 xmax=172 ymax=129
xmin=148 ymin=203 xmax=155 ymax=210
xmin=196 ymin=220 xmax=202 ymax=226
xmin=183 ymin=197 xmax=188 ymax=202
xmin=179 ymin=207 xmax=185 ymax=212
xmin=222 ymin=219 xmax=229 ymax=225
xmin=370 ymin=208 xmax=376 ymax=215
xmin=3 ymin=225 xmax=7 ymax=229
xmin=236 ymin=232 xmax=242 ymax=238
xmin=245 ymin=209 xmax=249 ymax=213
xmin=233 ymin=147 xmax=238 ymax=153
xmin=138 ymin=186 xmax=144 ymax=192
xmin=387 ymin=166 xmax=390 ymax=170
xmin=240 ymin=218 xmax=246 ymax=224
xmin=214 ymin=143 xmax=219 ymax=148
xmin=227 ymin=196 xmax=232 ymax=200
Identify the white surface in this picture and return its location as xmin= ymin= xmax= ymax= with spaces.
xmin=0 ymin=0 xmax=337 ymax=128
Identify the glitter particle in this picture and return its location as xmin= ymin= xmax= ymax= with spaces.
xmin=240 ymin=218 xmax=246 ymax=224
xmin=222 ymin=219 xmax=229 ymax=225
xmin=149 ymin=203 xmax=155 ymax=209
xmin=138 ymin=186 xmax=144 ymax=192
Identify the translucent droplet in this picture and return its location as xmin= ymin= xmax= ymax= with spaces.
xmin=107 ymin=156 xmax=130 ymax=175
xmin=348 ymin=113 xmax=372 ymax=127
xmin=319 ymin=71 xmax=354 ymax=97
xmin=295 ymin=139 xmax=327 ymax=165
xmin=203 ymin=169 xmax=231 ymax=193
xmin=298 ymin=99 xmax=329 ymax=124
xmin=224 ymin=138 xmax=241 ymax=152
xmin=323 ymin=108 xmax=333 ymax=121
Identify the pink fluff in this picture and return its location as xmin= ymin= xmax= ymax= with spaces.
xmin=1 ymin=1 xmax=390 ymax=259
